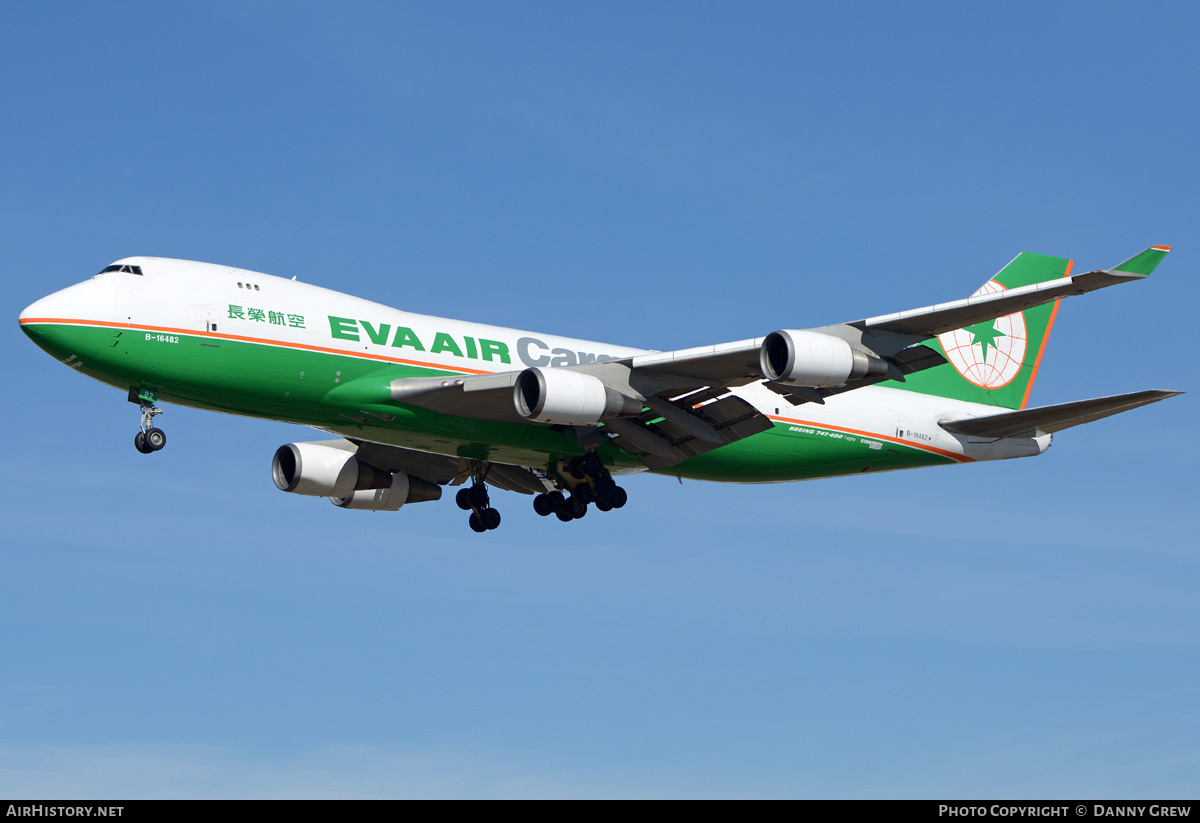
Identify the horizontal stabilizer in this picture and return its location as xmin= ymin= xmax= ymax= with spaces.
xmin=939 ymin=390 xmax=1182 ymax=439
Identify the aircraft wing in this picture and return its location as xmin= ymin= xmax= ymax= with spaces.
xmin=848 ymin=269 xmax=1140 ymax=343
xmin=601 ymin=340 xmax=945 ymax=467
xmin=379 ymin=363 xmax=779 ymax=468
xmin=839 ymin=244 xmax=1171 ymax=350
xmin=621 ymin=246 xmax=1170 ymax=391
xmin=626 ymin=339 xmax=763 ymax=386
xmin=384 ymin=371 xmax=525 ymax=422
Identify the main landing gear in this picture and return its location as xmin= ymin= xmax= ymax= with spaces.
xmin=451 ymin=454 xmax=627 ymax=533
xmin=455 ymin=465 xmax=502 ymax=533
xmin=132 ymin=402 xmax=166 ymax=455
xmin=532 ymin=452 xmax=627 ymax=523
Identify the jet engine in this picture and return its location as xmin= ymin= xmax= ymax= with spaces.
xmin=513 ymin=367 xmax=642 ymax=425
xmin=759 ymin=330 xmax=889 ymax=387
xmin=331 ymin=472 xmax=442 ymax=511
xmin=272 ymin=441 xmax=441 ymax=510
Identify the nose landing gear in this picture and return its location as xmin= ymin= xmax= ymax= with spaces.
xmin=131 ymin=396 xmax=166 ymax=454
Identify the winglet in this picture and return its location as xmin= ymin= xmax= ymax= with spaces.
xmin=1110 ymin=245 xmax=1172 ymax=277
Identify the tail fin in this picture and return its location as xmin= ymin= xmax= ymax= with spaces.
xmin=894 ymin=251 xmax=1074 ymax=409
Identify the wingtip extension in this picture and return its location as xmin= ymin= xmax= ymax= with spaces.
xmin=1108 ymin=244 xmax=1172 ymax=277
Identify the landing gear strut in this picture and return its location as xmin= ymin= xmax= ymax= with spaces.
xmin=533 ymin=451 xmax=627 ymax=523
xmin=132 ymin=400 xmax=166 ymax=454
xmin=455 ymin=464 xmax=501 ymax=533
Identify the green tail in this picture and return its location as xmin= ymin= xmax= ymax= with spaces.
xmin=892 ymin=252 xmax=1073 ymax=410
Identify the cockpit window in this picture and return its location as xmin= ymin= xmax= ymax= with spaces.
xmin=98 ymin=264 xmax=143 ymax=275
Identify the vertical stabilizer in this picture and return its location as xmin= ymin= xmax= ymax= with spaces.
xmin=891 ymin=252 xmax=1073 ymax=409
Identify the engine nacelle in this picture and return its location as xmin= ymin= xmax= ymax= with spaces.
xmin=759 ymin=329 xmax=889 ymax=387
xmin=331 ymin=472 xmax=443 ymax=511
xmin=272 ymin=441 xmax=391 ymax=498
xmin=513 ymin=367 xmax=642 ymax=425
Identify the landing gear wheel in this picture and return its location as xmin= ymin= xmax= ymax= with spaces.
xmin=133 ymin=401 xmax=165 ymax=453
xmin=594 ymin=475 xmax=616 ymax=497
xmin=566 ymin=496 xmax=587 ymax=519
xmin=534 ymin=493 xmax=564 ymax=516
xmin=595 ymin=498 xmax=614 ymax=512
xmin=555 ymin=510 xmax=574 ymax=522
xmin=575 ymin=483 xmax=595 ymax=504
xmin=567 ymin=456 xmax=585 ymax=479
xmin=144 ymin=427 xmax=166 ymax=451
xmin=609 ymin=486 xmax=628 ymax=509
xmin=467 ymin=484 xmax=489 ymax=508
xmin=580 ymin=453 xmax=602 ymax=478
xmin=460 ymin=461 xmax=503 ymax=533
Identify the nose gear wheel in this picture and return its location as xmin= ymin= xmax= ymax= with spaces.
xmin=131 ymin=400 xmax=166 ymax=454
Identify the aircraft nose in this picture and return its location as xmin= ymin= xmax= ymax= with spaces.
xmin=20 ymin=276 xmax=116 ymax=359
xmin=21 ymin=302 xmax=70 ymax=364
xmin=18 ymin=294 xmax=59 ymax=347
xmin=19 ymin=294 xmax=55 ymax=327
xmin=21 ymin=276 xmax=116 ymax=329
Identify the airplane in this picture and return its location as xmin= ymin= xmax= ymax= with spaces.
xmin=19 ymin=245 xmax=1180 ymax=533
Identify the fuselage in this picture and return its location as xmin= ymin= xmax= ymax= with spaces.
xmin=19 ymin=257 xmax=1047 ymax=481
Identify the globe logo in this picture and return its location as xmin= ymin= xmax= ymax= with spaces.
xmin=936 ymin=280 xmax=1027 ymax=388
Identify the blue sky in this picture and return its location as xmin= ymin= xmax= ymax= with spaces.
xmin=2 ymin=1 xmax=1197 ymax=798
